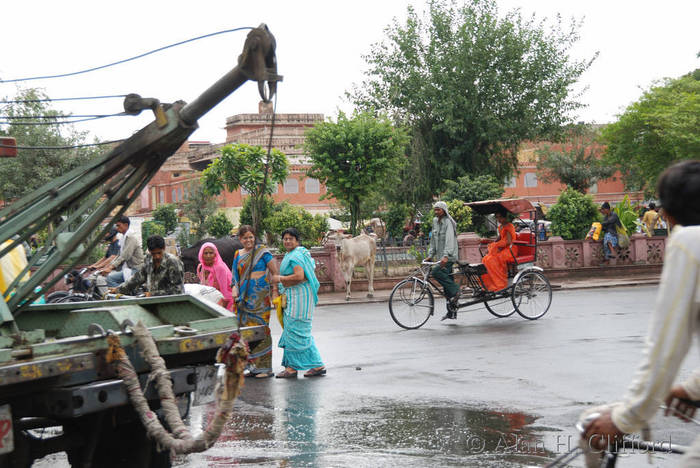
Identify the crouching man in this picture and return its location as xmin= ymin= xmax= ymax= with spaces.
xmin=109 ymin=235 xmax=184 ymax=297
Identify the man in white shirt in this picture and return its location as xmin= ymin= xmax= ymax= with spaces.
xmin=582 ymin=160 xmax=700 ymax=466
xmin=100 ymin=215 xmax=145 ymax=287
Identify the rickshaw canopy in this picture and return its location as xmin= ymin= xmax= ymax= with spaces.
xmin=465 ymin=198 xmax=535 ymax=216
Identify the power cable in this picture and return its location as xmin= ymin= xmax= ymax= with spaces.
xmin=0 ymin=113 xmax=126 ymax=125
xmin=0 ymin=27 xmax=253 ymax=83
xmin=0 ymin=140 xmax=124 ymax=150
xmin=0 ymin=114 xmax=119 ymax=119
xmin=0 ymin=95 xmax=127 ymax=104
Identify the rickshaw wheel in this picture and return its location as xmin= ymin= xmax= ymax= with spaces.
xmin=512 ymin=270 xmax=552 ymax=320
xmin=389 ymin=278 xmax=434 ymax=329
xmin=484 ymin=293 xmax=517 ymax=318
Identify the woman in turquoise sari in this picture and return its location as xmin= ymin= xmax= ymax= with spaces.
xmin=271 ymin=227 xmax=326 ymax=378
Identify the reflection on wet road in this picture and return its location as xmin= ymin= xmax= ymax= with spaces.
xmin=175 ymin=381 xmax=550 ymax=467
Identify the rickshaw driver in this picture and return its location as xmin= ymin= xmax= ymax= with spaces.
xmin=426 ymin=201 xmax=460 ymax=320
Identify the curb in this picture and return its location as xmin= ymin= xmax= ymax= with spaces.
xmin=317 ymin=278 xmax=660 ymax=307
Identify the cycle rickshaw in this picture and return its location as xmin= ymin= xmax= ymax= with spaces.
xmin=389 ymin=198 xmax=552 ymax=329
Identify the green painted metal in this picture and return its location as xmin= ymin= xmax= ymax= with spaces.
xmin=0 ymin=349 xmax=10 ymax=363
xmin=186 ymin=317 xmax=238 ymax=333
xmin=56 ymin=306 xmax=163 ymax=339
xmin=0 ymin=298 xmax=12 ymax=324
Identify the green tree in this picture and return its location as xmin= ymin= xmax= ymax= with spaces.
xmin=201 ymin=143 xmax=288 ymax=235
xmin=141 ymin=221 xmax=166 ymax=249
xmin=547 ymin=188 xmax=600 ymax=240
xmin=239 ymin=194 xmax=276 ymax=236
xmin=182 ymin=181 xmax=218 ymax=241
xmin=151 ymin=204 xmax=179 ymax=233
xmin=349 ymin=0 xmax=595 ymax=195
xmin=304 ymin=111 xmax=408 ymax=235
xmin=265 ymin=202 xmax=329 ymax=249
xmin=446 ymin=200 xmax=472 ymax=234
xmin=441 ymin=174 xmax=504 ymax=203
xmin=383 ymin=203 xmax=412 ymax=239
xmin=601 ymin=69 xmax=700 ymax=194
xmin=206 ymin=211 xmax=234 ymax=238
xmin=0 ymin=88 xmax=101 ymax=201
xmin=536 ymin=125 xmax=614 ymax=193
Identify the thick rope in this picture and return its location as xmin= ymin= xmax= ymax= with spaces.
xmin=108 ymin=322 xmax=248 ymax=454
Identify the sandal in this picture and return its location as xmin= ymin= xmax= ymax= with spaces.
xmin=304 ymin=367 xmax=327 ymax=378
xmin=275 ymin=369 xmax=298 ymax=379
xmin=254 ymin=371 xmax=274 ymax=379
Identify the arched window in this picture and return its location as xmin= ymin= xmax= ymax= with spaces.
xmin=524 ymin=173 xmax=538 ymax=188
xmin=284 ymin=178 xmax=299 ymax=194
xmin=305 ymin=178 xmax=320 ymax=194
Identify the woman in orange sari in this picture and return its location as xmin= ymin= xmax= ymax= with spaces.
xmin=480 ymin=208 xmax=517 ymax=292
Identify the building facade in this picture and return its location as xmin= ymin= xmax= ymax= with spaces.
xmin=130 ymin=102 xmax=334 ymax=224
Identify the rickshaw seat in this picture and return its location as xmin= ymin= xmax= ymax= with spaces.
xmin=509 ymin=232 xmax=536 ymax=264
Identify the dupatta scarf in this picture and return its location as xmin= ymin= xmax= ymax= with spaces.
xmin=279 ymin=246 xmax=320 ymax=305
xmin=196 ymin=242 xmax=233 ymax=309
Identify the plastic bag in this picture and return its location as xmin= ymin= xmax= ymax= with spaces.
xmin=184 ymin=283 xmax=225 ymax=307
xmin=585 ymin=222 xmax=602 ymax=241
xmin=616 ymin=224 xmax=630 ymax=248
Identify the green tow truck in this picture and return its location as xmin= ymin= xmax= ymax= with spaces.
xmin=0 ymin=25 xmax=280 ymax=467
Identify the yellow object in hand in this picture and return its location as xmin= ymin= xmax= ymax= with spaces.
xmin=272 ymin=295 xmax=284 ymax=329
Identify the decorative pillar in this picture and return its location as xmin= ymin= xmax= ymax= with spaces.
xmin=549 ymin=236 xmax=567 ymax=269
xmin=582 ymin=239 xmax=593 ymax=267
xmin=631 ymin=233 xmax=648 ymax=264
xmin=457 ymin=232 xmax=482 ymax=264
xmin=325 ymin=241 xmax=345 ymax=292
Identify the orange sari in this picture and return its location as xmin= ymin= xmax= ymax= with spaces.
xmin=481 ymin=223 xmax=517 ymax=292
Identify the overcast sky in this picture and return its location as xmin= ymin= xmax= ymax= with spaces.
xmin=1 ymin=0 xmax=698 ymax=144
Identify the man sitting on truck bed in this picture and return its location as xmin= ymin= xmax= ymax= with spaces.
xmin=100 ymin=215 xmax=145 ymax=286
xmin=110 ymin=235 xmax=185 ymax=297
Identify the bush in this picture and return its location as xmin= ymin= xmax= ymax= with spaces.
xmin=141 ymin=221 xmax=166 ymax=249
xmin=548 ymin=188 xmax=600 ymax=240
xmin=442 ymin=174 xmax=504 ymax=203
xmin=613 ymin=195 xmax=638 ymax=234
xmin=152 ymin=204 xmax=179 ymax=233
xmin=265 ymin=202 xmax=329 ymax=249
xmin=239 ymin=195 xmax=276 ymax=236
xmin=206 ymin=212 xmax=234 ymax=238
xmin=446 ymin=200 xmax=472 ymax=233
xmin=380 ymin=203 xmax=411 ymax=240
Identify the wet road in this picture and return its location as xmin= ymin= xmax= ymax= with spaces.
xmin=174 ymin=285 xmax=699 ymax=467
xmin=34 ymin=285 xmax=699 ymax=467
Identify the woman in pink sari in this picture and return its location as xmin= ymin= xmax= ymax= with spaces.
xmin=196 ymin=242 xmax=233 ymax=310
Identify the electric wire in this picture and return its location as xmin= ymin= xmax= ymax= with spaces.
xmin=1 ymin=114 xmax=119 ymax=119
xmin=0 ymin=140 xmax=124 ymax=150
xmin=0 ymin=113 xmax=126 ymax=126
xmin=0 ymin=27 xmax=253 ymax=83
xmin=0 ymin=95 xmax=127 ymax=104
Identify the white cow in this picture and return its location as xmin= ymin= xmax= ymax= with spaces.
xmin=336 ymin=233 xmax=377 ymax=301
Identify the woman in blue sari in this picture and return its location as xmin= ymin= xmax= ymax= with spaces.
xmin=271 ymin=227 xmax=326 ymax=378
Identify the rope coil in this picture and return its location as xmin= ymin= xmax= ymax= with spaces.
xmin=108 ymin=322 xmax=249 ymax=454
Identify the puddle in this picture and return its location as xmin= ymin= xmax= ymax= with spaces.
xmin=175 ymin=384 xmax=556 ymax=467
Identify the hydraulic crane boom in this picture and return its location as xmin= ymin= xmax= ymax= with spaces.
xmin=0 ymin=24 xmax=281 ymax=324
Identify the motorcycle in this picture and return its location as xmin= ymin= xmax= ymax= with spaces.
xmin=46 ymin=267 xmax=109 ymax=303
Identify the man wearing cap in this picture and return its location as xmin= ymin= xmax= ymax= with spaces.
xmin=599 ymin=202 xmax=621 ymax=265
xmin=427 ymin=201 xmax=460 ymax=320
xmin=88 ymin=227 xmax=121 ymax=271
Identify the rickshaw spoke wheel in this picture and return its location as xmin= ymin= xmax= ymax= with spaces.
xmin=484 ymin=292 xmax=517 ymax=318
xmin=512 ymin=271 xmax=552 ymax=320
xmin=389 ymin=278 xmax=434 ymax=329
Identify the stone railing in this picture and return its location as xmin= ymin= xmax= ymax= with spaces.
xmin=457 ymin=232 xmax=666 ymax=272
